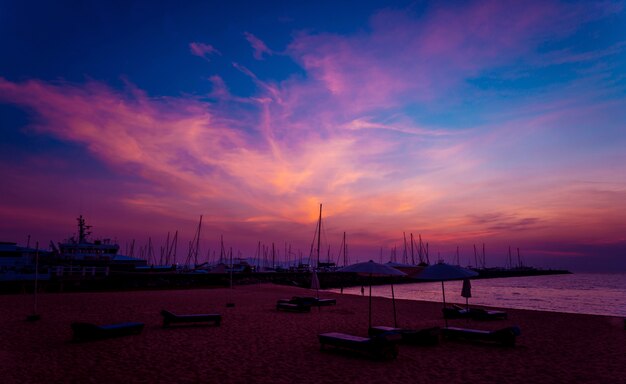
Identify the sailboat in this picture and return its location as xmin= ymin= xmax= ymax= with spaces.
xmin=310 ymin=204 xmax=336 ymax=271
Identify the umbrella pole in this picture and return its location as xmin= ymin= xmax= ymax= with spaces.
xmin=368 ymin=275 xmax=372 ymax=330
xmin=441 ymin=281 xmax=447 ymax=308
xmin=391 ymin=283 xmax=397 ymax=328
xmin=442 ymin=281 xmax=448 ymax=327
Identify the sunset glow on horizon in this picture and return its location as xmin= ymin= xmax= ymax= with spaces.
xmin=1 ymin=0 xmax=625 ymax=271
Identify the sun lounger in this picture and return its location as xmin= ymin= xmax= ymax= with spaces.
xmin=368 ymin=325 xmax=440 ymax=346
xmin=276 ymin=301 xmax=311 ymax=312
xmin=71 ymin=321 xmax=144 ymax=341
xmin=318 ymin=331 xmax=402 ymax=360
xmin=313 ymin=298 xmax=337 ymax=306
xmin=277 ymin=296 xmax=337 ymax=307
xmin=468 ymin=308 xmax=508 ymax=320
xmin=442 ymin=306 xmax=471 ymax=319
xmin=443 ymin=305 xmax=508 ymax=320
xmin=442 ymin=325 xmax=521 ymax=347
xmin=160 ymin=310 xmax=222 ymax=327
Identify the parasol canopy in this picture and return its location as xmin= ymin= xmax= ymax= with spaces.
xmin=338 ymin=260 xmax=406 ymax=328
xmin=339 ymin=260 xmax=407 ymax=276
xmin=416 ymin=263 xmax=478 ymax=281
xmin=415 ymin=263 xmax=478 ymax=326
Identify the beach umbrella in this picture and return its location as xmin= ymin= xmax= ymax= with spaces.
xmin=461 ymin=278 xmax=472 ymax=311
xmin=385 ymin=261 xmax=413 ymax=268
xmin=415 ymin=263 xmax=478 ymax=326
xmin=338 ymin=260 xmax=406 ymax=328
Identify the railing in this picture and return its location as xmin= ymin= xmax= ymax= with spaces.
xmin=51 ymin=266 xmax=110 ymax=278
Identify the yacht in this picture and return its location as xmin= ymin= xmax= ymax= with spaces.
xmin=52 ymin=216 xmax=147 ymax=270
xmin=0 ymin=241 xmax=50 ymax=281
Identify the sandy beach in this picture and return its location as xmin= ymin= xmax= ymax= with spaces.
xmin=1 ymin=283 xmax=624 ymax=384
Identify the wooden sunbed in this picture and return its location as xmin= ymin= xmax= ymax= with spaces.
xmin=443 ymin=305 xmax=508 ymax=320
xmin=442 ymin=325 xmax=521 ymax=347
xmin=318 ymin=332 xmax=402 ymax=360
xmin=313 ymin=298 xmax=337 ymax=306
xmin=277 ymin=296 xmax=337 ymax=307
xmin=160 ymin=310 xmax=222 ymax=327
xmin=442 ymin=306 xmax=471 ymax=319
xmin=369 ymin=325 xmax=440 ymax=346
xmin=71 ymin=321 xmax=144 ymax=341
xmin=468 ymin=308 xmax=508 ymax=320
xmin=276 ymin=301 xmax=311 ymax=312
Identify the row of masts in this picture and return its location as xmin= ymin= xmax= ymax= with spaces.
xmin=384 ymin=232 xmax=431 ymax=265
xmin=120 ymin=204 xmax=525 ymax=270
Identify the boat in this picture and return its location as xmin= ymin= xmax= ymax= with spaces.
xmin=51 ymin=216 xmax=147 ymax=270
xmin=0 ymin=242 xmax=50 ymax=281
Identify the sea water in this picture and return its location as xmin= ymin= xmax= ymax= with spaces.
xmin=330 ymin=273 xmax=626 ymax=317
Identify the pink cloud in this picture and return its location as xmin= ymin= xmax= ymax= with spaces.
xmin=1 ymin=71 xmax=624 ymax=266
xmin=243 ymin=32 xmax=273 ymax=60
xmin=285 ymin=0 xmax=615 ymax=115
xmin=189 ymin=42 xmax=221 ymax=60
xmin=0 ymin=75 xmax=465 ymax=253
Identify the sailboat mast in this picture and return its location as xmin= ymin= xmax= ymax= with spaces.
xmin=410 ymin=233 xmax=415 ymax=265
xmin=343 ymin=232 xmax=347 ymax=267
xmin=256 ymin=241 xmax=261 ymax=271
xmin=473 ymin=244 xmax=478 ymax=268
xmin=195 ymin=215 xmax=202 ymax=266
xmin=220 ymin=235 xmax=225 ymax=264
xmin=172 ymin=231 xmax=178 ymax=265
xmin=403 ymin=232 xmax=408 ymax=264
xmin=162 ymin=232 xmax=170 ymax=265
xmin=229 ymin=247 xmax=233 ymax=288
xmin=418 ymin=234 xmax=424 ymax=264
xmin=317 ymin=203 xmax=322 ymax=269
xmin=482 ymin=243 xmax=486 ymax=268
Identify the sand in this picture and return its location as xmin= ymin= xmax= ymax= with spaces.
xmin=1 ymin=283 xmax=624 ymax=384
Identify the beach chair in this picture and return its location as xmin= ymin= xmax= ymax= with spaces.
xmin=318 ymin=331 xmax=402 ymax=360
xmin=278 ymin=296 xmax=337 ymax=307
xmin=368 ymin=325 xmax=440 ymax=346
xmin=160 ymin=310 xmax=222 ymax=328
xmin=276 ymin=301 xmax=311 ymax=312
xmin=314 ymin=298 xmax=337 ymax=306
xmin=441 ymin=325 xmax=521 ymax=347
xmin=442 ymin=305 xmax=471 ymax=319
xmin=71 ymin=321 xmax=144 ymax=341
xmin=468 ymin=307 xmax=508 ymax=320
xmin=443 ymin=305 xmax=508 ymax=320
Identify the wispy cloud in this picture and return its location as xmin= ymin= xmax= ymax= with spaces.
xmin=189 ymin=42 xmax=221 ymax=61
xmin=243 ymin=32 xmax=273 ymax=60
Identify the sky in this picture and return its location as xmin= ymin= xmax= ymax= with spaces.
xmin=1 ymin=0 xmax=625 ymax=272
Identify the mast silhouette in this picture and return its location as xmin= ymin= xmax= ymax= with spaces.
xmin=317 ymin=204 xmax=322 ymax=268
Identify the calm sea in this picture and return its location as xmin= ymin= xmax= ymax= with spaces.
xmin=329 ymin=273 xmax=626 ymax=317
